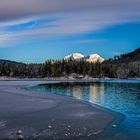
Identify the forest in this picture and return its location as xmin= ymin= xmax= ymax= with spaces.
xmin=0 ymin=48 xmax=140 ymax=79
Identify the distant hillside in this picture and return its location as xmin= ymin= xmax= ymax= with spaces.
xmin=0 ymin=59 xmax=24 ymax=65
xmin=113 ymin=48 xmax=140 ymax=63
xmin=107 ymin=48 xmax=140 ymax=78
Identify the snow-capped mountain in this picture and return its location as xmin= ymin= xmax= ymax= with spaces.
xmin=64 ymin=53 xmax=104 ymax=63
xmin=64 ymin=53 xmax=84 ymax=61
xmin=83 ymin=54 xmax=104 ymax=63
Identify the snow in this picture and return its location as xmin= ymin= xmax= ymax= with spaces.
xmin=64 ymin=53 xmax=104 ymax=63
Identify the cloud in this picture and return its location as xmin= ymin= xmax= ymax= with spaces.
xmin=0 ymin=0 xmax=140 ymax=43
xmin=0 ymin=0 xmax=140 ymax=22
xmin=0 ymin=34 xmax=15 ymax=47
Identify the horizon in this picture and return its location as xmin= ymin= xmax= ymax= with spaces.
xmin=0 ymin=0 xmax=140 ymax=63
xmin=0 ymin=47 xmax=139 ymax=64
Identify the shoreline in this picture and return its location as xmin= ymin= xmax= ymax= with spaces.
xmin=0 ymin=76 xmax=140 ymax=81
xmin=0 ymin=80 xmax=123 ymax=139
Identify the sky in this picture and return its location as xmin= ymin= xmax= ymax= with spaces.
xmin=0 ymin=0 xmax=140 ymax=63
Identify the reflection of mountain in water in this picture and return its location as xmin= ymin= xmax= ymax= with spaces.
xmin=73 ymin=85 xmax=83 ymax=100
xmin=89 ymin=83 xmax=105 ymax=104
xmin=71 ymin=83 xmax=105 ymax=103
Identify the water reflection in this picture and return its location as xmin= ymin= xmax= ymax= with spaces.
xmin=72 ymin=85 xmax=83 ymax=100
xmin=88 ymin=83 xmax=105 ymax=104
xmin=47 ymin=82 xmax=105 ymax=103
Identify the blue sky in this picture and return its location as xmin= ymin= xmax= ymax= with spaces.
xmin=0 ymin=0 xmax=140 ymax=63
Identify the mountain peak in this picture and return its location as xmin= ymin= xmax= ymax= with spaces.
xmin=64 ymin=53 xmax=84 ymax=61
xmin=64 ymin=53 xmax=104 ymax=63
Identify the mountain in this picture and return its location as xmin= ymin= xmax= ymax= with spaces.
xmin=0 ymin=59 xmax=24 ymax=65
xmin=64 ymin=53 xmax=84 ymax=61
xmin=113 ymin=47 xmax=140 ymax=63
xmin=0 ymin=48 xmax=139 ymax=78
xmin=120 ymin=48 xmax=140 ymax=62
xmin=64 ymin=53 xmax=104 ymax=63
xmin=108 ymin=47 xmax=140 ymax=79
xmin=83 ymin=54 xmax=104 ymax=63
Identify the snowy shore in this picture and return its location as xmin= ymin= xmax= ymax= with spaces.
xmin=0 ymin=80 xmax=120 ymax=139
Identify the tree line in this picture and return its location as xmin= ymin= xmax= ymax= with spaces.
xmin=0 ymin=48 xmax=140 ymax=79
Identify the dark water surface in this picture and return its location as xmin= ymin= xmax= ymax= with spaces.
xmin=24 ymin=80 xmax=140 ymax=139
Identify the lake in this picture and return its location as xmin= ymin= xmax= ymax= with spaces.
xmin=24 ymin=80 xmax=140 ymax=140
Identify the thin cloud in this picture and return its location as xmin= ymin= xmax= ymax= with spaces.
xmin=0 ymin=0 xmax=140 ymax=22
xmin=0 ymin=0 xmax=140 ymax=44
